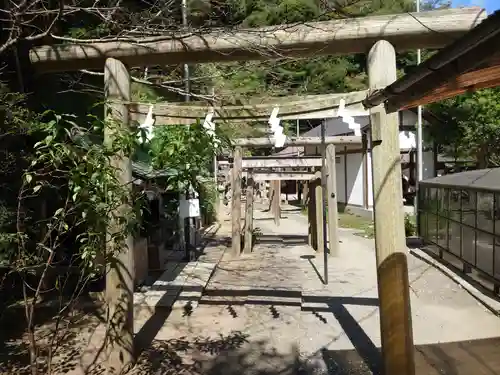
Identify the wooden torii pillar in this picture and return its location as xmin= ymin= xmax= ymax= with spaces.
xmin=244 ymin=171 xmax=254 ymax=253
xmin=368 ymin=40 xmax=414 ymax=375
xmin=231 ymin=147 xmax=243 ymax=257
xmin=326 ymin=144 xmax=339 ymax=257
xmin=272 ymin=180 xmax=281 ymax=225
xmin=103 ymin=58 xmax=135 ymax=373
xmin=308 ymin=171 xmax=323 ymax=252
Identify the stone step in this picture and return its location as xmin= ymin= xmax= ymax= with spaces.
xmin=200 ymin=286 xmax=250 ymax=305
xmin=300 ymin=301 xmax=331 ymax=311
xmin=135 ymin=261 xmax=218 ymax=310
xmin=200 ymin=287 xmax=302 ymax=307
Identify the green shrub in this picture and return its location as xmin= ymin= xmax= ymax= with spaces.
xmin=404 ymin=214 xmax=416 ymax=237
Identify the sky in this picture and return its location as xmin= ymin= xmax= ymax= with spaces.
xmin=451 ymin=0 xmax=499 ymax=13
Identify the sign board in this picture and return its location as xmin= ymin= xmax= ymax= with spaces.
xmin=179 ymin=194 xmax=201 ymax=218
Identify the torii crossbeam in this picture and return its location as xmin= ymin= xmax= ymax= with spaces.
xmin=30 ymin=8 xmax=485 ymax=72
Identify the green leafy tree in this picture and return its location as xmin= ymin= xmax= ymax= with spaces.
xmin=429 ymin=88 xmax=500 ymax=168
xmin=148 ymin=123 xmax=222 ymax=189
xmin=0 ymin=83 xmax=141 ymax=373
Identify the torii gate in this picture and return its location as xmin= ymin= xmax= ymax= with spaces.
xmin=229 ymin=136 xmax=359 ymax=289
xmin=28 ymin=7 xmax=486 ymax=375
xmin=128 ymin=90 xmax=369 ymax=125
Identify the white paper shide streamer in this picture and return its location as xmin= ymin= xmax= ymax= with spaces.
xmin=337 ymin=99 xmax=361 ymax=136
xmin=203 ymin=109 xmax=220 ymax=147
xmin=138 ymin=104 xmax=155 ymax=144
xmin=268 ymin=107 xmax=286 ymax=148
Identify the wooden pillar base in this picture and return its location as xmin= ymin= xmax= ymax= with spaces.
xmin=378 ymin=253 xmax=414 ymax=375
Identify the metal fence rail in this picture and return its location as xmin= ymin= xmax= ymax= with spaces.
xmin=418 ymin=183 xmax=500 ymax=294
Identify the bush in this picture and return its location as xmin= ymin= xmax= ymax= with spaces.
xmin=404 ymin=213 xmax=416 ymax=237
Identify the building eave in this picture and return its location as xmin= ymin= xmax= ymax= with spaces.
xmin=363 ymin=10 xmax=500 ymax=112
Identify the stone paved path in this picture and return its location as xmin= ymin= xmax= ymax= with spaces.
xmin=130 ymin=203 xmax=500 ymax=375
xmin=59 ymin=203 xmax=500 ymax=375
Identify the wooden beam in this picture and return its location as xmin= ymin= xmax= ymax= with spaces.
xmin=129 ymin=91 xmax=368 ymax=125
xmin=399 ymin=64 xmax=500 ymax=109
xmin=30 ymin=8 xmax=485 ymax=73
xmin=368 ymin=41 xmax=415 ymax=375
xmin=231 ymin=146 xmax=242 ymax=256
xmin=104 ymin=58 xmax=134 ymax=373
xmin=234 ymin=136 xmax=361 ymax=148
xmin=244 ymin=173 xmax=254 ymax=253
xmin=251 ymin=172 xmax=315 ymax=181
xmin=326 ymin=144 xmax=339 ymax=257
xmin=242 ymin=157 xmax=322 ymax=169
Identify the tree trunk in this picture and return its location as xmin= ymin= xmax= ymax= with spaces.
xmin=477 ymin=145 xmax=489 ymax=169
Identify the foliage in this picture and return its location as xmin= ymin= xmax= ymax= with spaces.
xmin=428 ymin=88 xmax=500 ymax=167
xmin=404 ymin=213 xmax=416 ymax=237
xmin=147 ymin=122 xmax=225 ymax=191
xmin=21 ymin=112 xmax=140 ymax=270
xmin=0 ymin=84 xmax=141 ymax=374
xmin=198 ymin=177 xmax=219 ymax=223
xmin=0 ymin=83 xmax=35 ymax=265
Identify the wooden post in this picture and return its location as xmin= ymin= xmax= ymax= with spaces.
xmin=367 ymin=40 xmax=415 ymax=375
xmin=104 ymin=57 xmax=134 ymax=374
xmin=326 ymin=145 xmax=339 ymax=257
xmin=362 ymin=131 xmax=369 ymax=209
xmin=244 ymin=173 xmax=254 ymax=253
xmin=273 ymin=180 xmax=281 ymax=225
xmin=314 ymin=171 xmax=324 ymax=253
xmin=307 ymin=180 xmax=317 ymax=249
xmin=231 ymin=146 xmax=242 ymax=256
xmin=268 ymin=180 xmax=274 ymax=212
xmin=302 ymin=181 xmax=309 ymax=206
xmin=178 ymin=196 xmax=186 ymax=252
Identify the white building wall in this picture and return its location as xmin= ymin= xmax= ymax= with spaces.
xmin=345 ymin=153 xmax=364 ymax=206
xmin=337 ymin=132 xmax=435 ymax=208
xmin=398 ymin=130 xmax=435 ymax=179
xmin=300 ymin=110 xmax=436 ymax=208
